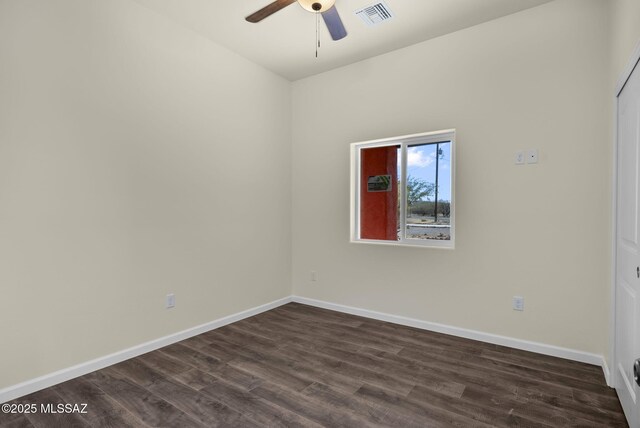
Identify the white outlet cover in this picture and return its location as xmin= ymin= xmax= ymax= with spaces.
xmin=512 ymin=296 xmax=524 ymax=311
xmin=526 ymin=149 xmax=538 ymax=164
xmin=166 ymin=293 xmax=176 ymax=309
xmin=515 ymin=151 xmax=525 ymax=165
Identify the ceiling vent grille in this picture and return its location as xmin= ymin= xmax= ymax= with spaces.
xmin=355 ymin=1 xmax=394 ymax=27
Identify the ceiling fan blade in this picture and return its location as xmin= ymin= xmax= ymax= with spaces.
xmin=246 ymin=0 xmax=296 ymax=23
xmin=321 ymin=6 xmax=347 ymax=41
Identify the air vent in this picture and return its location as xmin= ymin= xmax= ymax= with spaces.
xmin=355 ymin=1 xmax=394 ymax=27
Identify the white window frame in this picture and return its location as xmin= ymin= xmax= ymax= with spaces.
xmin=350 ymin=129 xmax=456 ymax=249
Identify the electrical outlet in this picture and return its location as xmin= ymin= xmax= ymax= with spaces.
xmin=166 ymin=293 xmax=176 ymax=309
xmin=515 ymin=151 xmax=525 ymax=165
xmin=526 ymin=149 xmax=538 ymax=164
xmin=311 ymin=271 xmax=318 ymax=282
xmin=512 ymin=296 xmax=524 ymax=311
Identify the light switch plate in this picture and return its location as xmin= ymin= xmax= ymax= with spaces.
xmin=527 ymin=149 xmax=538 ymax=164
xmin=515 ymin=151 xmax=525 ymax=165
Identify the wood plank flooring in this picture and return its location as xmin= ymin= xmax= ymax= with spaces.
xmin=1 ymin=303 xmax=628 ymax=427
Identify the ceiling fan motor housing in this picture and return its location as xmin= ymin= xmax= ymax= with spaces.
xmin=298 ymin=0 xmax=336 ymax=13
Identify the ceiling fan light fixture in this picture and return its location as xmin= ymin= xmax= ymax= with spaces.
xmin=297 ymin=0 xmax=336 ymax=13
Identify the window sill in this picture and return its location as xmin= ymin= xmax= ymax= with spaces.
xmin=350 ymin=239 xmax=455 ymax=250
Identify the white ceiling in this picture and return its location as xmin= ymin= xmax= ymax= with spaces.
xmin=132 ymin=0 xmax=553 ymax=81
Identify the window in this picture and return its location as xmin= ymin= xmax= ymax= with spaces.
xmin=350 ymin=130 xmax=455 ymax=248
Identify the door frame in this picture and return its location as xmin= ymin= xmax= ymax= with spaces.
xmin=611 ymin=39 xmax=640 ymax=390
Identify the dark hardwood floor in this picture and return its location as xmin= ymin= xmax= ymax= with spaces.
xmin=1 ymin=303 xmax=628 ymax=427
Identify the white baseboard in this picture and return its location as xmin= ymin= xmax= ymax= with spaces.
xmin=2 ymin=293 xmax=612 ymax=404
xmin=602 ymin=357 xmax=612 ymax=387
xmin=292 ymin=296 xmax=609 ymax=378
xmin=0 ymin=296 xmax=292 ymax=404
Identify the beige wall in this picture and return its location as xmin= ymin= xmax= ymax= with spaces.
xmin=0 ymin=0 xmax=291 ymax=389
xmin=1 ymin=0 xmax=629 ymax=394
xmin=292 ymin=0 xmax=611 ymax=355
xmin=611 ymin=0 xmax=640 ymax=83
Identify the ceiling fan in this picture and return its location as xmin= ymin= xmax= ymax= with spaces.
xmin=246 ymin=0 xmax=347 ymax=41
